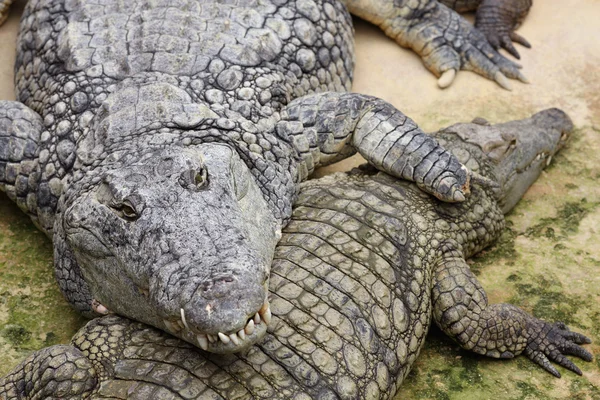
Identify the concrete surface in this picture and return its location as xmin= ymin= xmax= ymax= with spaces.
xmin=0 ymin=0 xmax=599 ymax=398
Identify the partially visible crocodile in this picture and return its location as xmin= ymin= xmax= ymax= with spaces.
xmin=0 ymin=0 xmax=526 ymax=355
xmin=1 ymin=110 xmax=592 ymax=400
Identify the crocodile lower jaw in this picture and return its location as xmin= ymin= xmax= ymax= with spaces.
xmin=163 ymin=299 xmax=272 ymax=353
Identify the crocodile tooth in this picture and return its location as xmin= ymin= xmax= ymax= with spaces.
xmin=163 ymin=320 xmax=180 ymax=332
xmin=546 ymin=155 xmax=552 ymax=166
xmin=197 ymin=334 xmax=208 ymax=351
xmin=92 ymin=300 xmax=109 ymax=315
xmin=254 ymin=312 xmax=261 ymax=325
xmin=229 ymin=333 xmax=240 ymax=345
xmin=259 ymin=301 xmax=269 ymax=314
xmin=180 ymin=309 xmax=190 ymax=330
xmin=245 ymin=319 xmax=255 ymax=335
xmin=207 ymin=334 xmax=216 ymax=343
xmin=262 ymin=306 xmax=272 ymax=324
xmin=218 ymin=332 xmax=230 ymax=344
xmin=238 ymin=329 xmax=246 ymax=341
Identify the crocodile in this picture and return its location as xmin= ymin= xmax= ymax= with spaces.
xmin=0 ymin=109 xmax=592 ymax=399
xmin=0 ymin=0 xmax=528 ymax=354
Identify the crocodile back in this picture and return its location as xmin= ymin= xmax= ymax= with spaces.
xmin=15 ymin=0 xmax=355 ymax=124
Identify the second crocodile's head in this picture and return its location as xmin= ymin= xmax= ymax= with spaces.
xmin=61 ymin=143 xmax=279 ymax=353
xmin=433 ymin=108 xmax=574 ymax=213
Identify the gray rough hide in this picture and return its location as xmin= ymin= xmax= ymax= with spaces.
xmin=0 ymin=110 xmax=593 ymax=400
xmin=0 ymin=0 xmax=528 ymax=353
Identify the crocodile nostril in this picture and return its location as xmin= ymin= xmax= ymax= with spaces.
xmin=201 ymin=276 xmax=236 ymax=299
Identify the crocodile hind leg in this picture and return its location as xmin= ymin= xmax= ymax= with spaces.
xmin=0 ymin=345 xmax=97 ymax=399
xmin=431 ymin=250 xmax=593 ymax=377
xmin=440 ymin=0 xmax=533 ymax=59
xmin=278 ymin=92 xmax=493 ymax=202
xmin=343 ymin=0 xmax=527 ymax=89
xmin=0 ymin=0 xmax=13 ymax=26
xmin=475 ymin=0 xmax=533 ymax=59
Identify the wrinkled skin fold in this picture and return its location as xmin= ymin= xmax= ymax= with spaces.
xmin=0 ymin=110 xmax=592 ymax=399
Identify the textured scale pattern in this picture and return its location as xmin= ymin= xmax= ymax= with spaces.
xmin=1 ymin=0 xmax=499 ymax=349
xmin=13 ymin=0 xmax=356 ymax=228
xmin=0 ymin=111 xmax=593 ymax=398
xmin=0 ymin=168 xmax=505 ymax=399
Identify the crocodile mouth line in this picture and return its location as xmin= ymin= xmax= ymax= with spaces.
xmin=162 ymin=298 xmax=272 ymax=352
xmin=516 ymin=151 xmax=551 ymax=174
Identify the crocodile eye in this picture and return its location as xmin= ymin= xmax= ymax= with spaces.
xmin=194 ymin=168 xmax=208 ymax=188
xmin=120 ymin=202 xmax=138 ymax=220
xmin=110 ymin=198 xmax=142 ymax=221
xmin=179 ymin=167 xmax=208 ymax=191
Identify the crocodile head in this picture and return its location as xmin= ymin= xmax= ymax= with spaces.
xmin=62 ymin=143 xmax=279 ymax=353
xmin=434 ymin=108 xmax=574 ymax=213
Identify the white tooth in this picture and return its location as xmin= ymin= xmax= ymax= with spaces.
xmin=197 ymin=334 xmax=209 ymax=351
xmin=238 ymin=329 xmax=246 ymax=340
xmin=218 ymin=332 xmax=230 ymax=344
xmin=245 ymin=319 xmax=255 ymax=335
xmin=546 ymin=155 xmax=552 ymax=166
xmin=262 ymin=306 xmax=272 ymax=324
xmin=229 ymin=333 xmax=240 ymax=346
xmin=254 ymin=312 xmax=261 ymax=325
xmin=180 ymin=309 xmax=190 ymax=330
xmin=207 ymin=334 xmax=216 ymax=343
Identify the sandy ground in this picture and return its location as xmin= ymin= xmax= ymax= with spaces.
xmin=0 ymin=0 xmax=599 ymax=398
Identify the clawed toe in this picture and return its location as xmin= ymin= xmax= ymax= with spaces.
xmin=526 ymin=321 xmax=593 ymax=377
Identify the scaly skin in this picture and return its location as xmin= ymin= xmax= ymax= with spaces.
xmin=0 ymin=110 xmax=592 ymax=399
xmin=0 ymin=0 xmax=525 ymax=88
xmin=440 ymin=0 xmax=533 ymax=59
xmin=0 ymin=0 xmax=515 ymax=355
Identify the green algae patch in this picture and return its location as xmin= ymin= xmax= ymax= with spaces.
xmin=525 ymin=199 xmax=600 ymax=239
xmin=0 ymin=193 xmax=86 ymax=376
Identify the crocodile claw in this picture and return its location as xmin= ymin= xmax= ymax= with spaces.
xmin=524 ymin=321 xmax=593 ymax=378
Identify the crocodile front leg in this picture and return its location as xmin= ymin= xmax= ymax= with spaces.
xmin=432 ymin=250 xmax=593 ymax=377
xmin=475 ymin=0 xmax=533 ymax=59
xmin=279 ymin=92 xmax=477 ymax=202
xmin=343 ymin=0 xmax=526 ymax=89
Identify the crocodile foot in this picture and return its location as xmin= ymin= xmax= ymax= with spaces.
xmin=523 ymin=320 xmax=593 ymax=377
xmin=475 ymin=0 xmax=533 ymax=59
